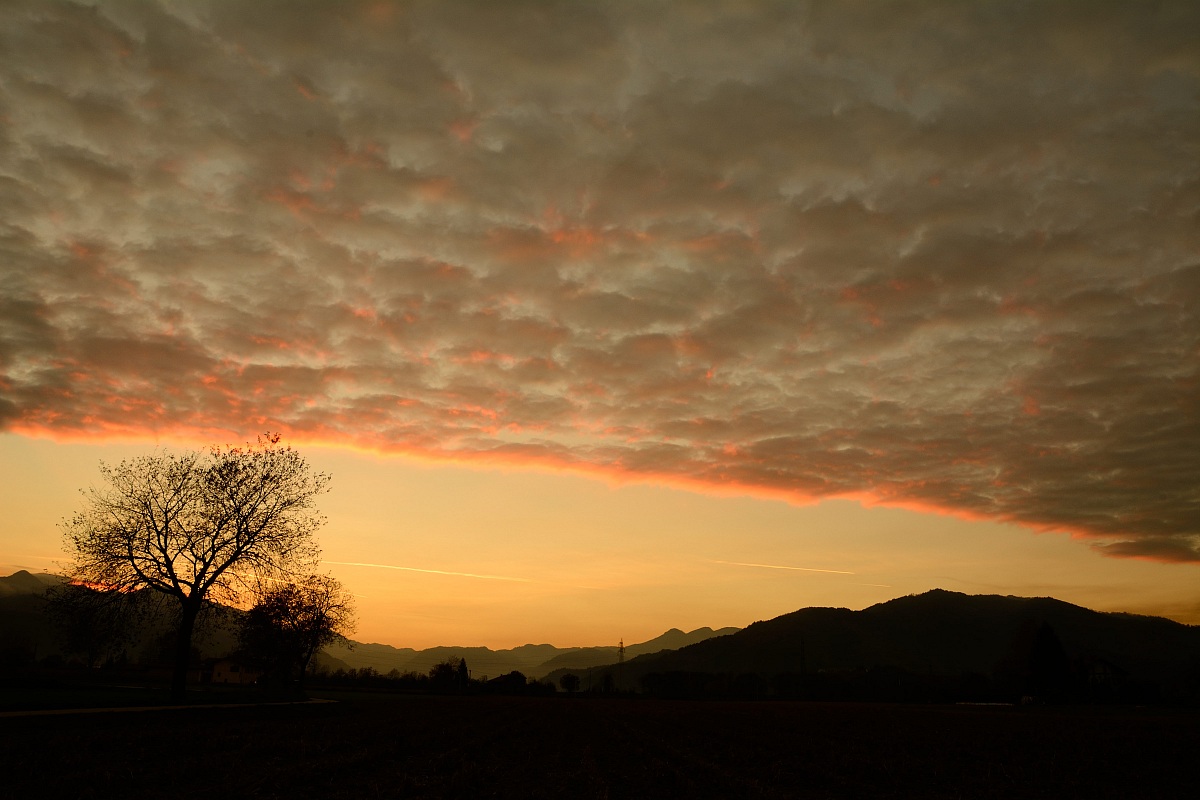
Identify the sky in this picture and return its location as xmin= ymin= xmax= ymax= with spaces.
xmin=1 ymin=1 xmax=1197 ymax=649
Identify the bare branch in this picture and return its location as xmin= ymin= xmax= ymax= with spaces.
xmin=60 ymin=434 xmax=330 ymax=699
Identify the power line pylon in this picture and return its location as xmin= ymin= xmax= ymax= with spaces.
xmin=617 ymin=638 xmax=624 ymax=692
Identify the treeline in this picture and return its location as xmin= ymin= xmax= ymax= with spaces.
xmin=310 ymin=662 xmax=557 ymax=696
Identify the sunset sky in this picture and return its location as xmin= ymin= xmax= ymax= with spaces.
xmin=1 ymin=1 xmax=1197 ymax=649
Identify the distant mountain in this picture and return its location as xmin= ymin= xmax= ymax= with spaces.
xmin=10 ymin=573 xmax=1195 ymax=703
xmin=0 ymin=572 xmax=736 ymax=678
xmin=324 ymin=629 xmax=740 ymax=680
xmin=0 ymin=572 xmax=69 ymax=665
xmin=549 ymin=590 xmax=1200 ymax=702
xmin=534 ymin=627 xmax=740 ymax=676
xmin=403 ymin=644 xmax=564 ymax=679
xmin=321 ymin=641 xmax=418 ymax=674
xmin=628 ymin=626 xmax=741 ymax=658
xmin=0 ymin=573 xmax=241 ymax=666
xmin=321 ymin=641 xmax=563 ymax=678
xmin=0 ymin=570 xmax=62 ymax=597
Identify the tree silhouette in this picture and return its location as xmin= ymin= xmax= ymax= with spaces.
xmin=429 ymin=658 xmax=470 ymax=692
xmin=239 ymin=574 xmax=355 ymax=693
xmin=1026 ymin=621 xmax=1073 ymax=701
xmin=457 ymin=657 xmax=469 ymax=688
xmin=559 ymin=673 xmax=581 ymax=693
xmin=61 ymin=434 xmax=329 ymax=699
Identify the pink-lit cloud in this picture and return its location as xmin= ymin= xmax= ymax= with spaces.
xmin=1 ymin=1 xmax=1197 ymax=560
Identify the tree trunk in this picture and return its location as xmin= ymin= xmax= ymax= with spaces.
xmin=297 ymin=648 xmax=314 ymax=696
xmin=170 ymin=601 xmax=201 ymax=701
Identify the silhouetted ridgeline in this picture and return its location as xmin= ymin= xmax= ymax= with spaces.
xmin=0 ymin=570 xmax=61 ymax=597
xmin=0 ymin=571 xmax=246 ymax=673
xmin=321 ymin=626 xmax=739 ymax=679
xmin=534 ymin=627 xmax=741 ymax=674
xmin=549 ymin=590 xmax=1200 ymax=704
xmin=0 ymin=572 xmax=65 ymax=668
xmin=4 ymin=571 xmax=1198 ymax=704
xmin=0 ymin=571 xmax=734 ymax=682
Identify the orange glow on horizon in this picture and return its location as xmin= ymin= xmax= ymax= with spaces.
xmin=6 ymin=422 xmax=1142 ymax=563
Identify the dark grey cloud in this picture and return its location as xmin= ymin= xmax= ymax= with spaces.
xmin=1 ymin=0 xmax=1197 ymax=559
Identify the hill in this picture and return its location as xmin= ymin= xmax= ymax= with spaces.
xmin=549 ymin=590 xmax=1200 ymax=703
xmin=321 ymin=641 xmax=563 ymax=679
xmin=0 ymin=570 xmax=62 ymax=596
xmin=0 ymin=572 xmax=241 ymax=668
xmin=533 ymin=627 xmax=740 ymax=675
xmin=322 ymin=627 xmax=740 ymax=679
xmin=7 ymin=572 xmax=1197 ymax=702
xmin=0 ymin=571 xmax=738 ymax=679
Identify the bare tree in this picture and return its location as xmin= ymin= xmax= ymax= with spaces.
xmin=61 ymin=434 xmax=329 ymax=699
xmin=239 ymin=574 xmax=356 ymax=693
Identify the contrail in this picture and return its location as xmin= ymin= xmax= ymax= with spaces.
xmin=323 ymin=560 xmax=533 ymax=583
xmin=712 ymin=559 xmax=855 ymax=575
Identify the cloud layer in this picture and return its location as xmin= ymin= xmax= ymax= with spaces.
xmin=2 ymin=1 xmax=1197 ymax=559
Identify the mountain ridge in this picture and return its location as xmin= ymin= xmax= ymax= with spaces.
xmin=0 ymin=570 xmax=62 ymax=596
xmin=545 ymin=589 xmax=1200 ymax=702
xmin=321 ymin=627 xmax=741 ymax=679
xmin=0 ymin=571 xmax=739 ymax=678
xmin=5 ymin=572 xmax=1197 ymax=700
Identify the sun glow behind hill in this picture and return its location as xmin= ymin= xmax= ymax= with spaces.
xmin=4 ymin=435 xmax=1199 ymax=649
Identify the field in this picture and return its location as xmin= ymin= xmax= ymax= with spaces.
xmin=2 ymin=692 xmax=1197 ymax=799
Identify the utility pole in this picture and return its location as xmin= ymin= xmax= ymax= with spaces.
xmin=617 ymin=638 xmax=624 ymax=692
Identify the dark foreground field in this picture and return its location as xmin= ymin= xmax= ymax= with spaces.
xmin=2 ymin=693 xmax=1197 ymax=799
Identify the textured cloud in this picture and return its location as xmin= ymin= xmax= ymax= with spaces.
xmin=2 ymin=1 xmax=1197 ymax=560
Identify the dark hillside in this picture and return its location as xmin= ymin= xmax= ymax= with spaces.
xmin=532 ymin=626 xmax=739 ymax=676
xmin=0 ymin=581 xmax=238 ymax=670
xmin=0 ymin=574 xmax=731 ymax=682
xmin=0 ymin=570 xmax=62 ymax=596
xmin=562 ymin=590 xmax=1200 ymax=702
